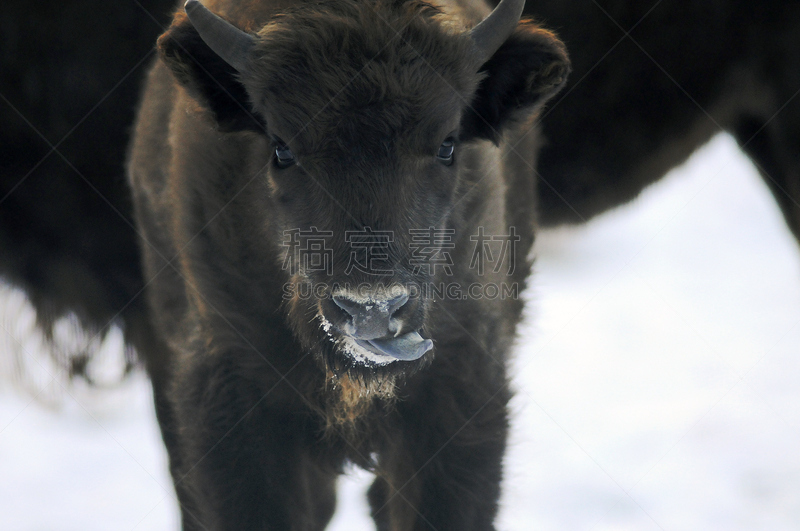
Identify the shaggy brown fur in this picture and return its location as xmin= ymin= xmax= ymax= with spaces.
xmin=324 ymin=369 xmax=396 ymax=430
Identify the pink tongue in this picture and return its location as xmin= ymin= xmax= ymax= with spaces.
xmin=358 ymin=332 xmax=433 ymax=361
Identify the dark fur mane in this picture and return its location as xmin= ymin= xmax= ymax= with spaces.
xmin=243 ymin=0 xmax=479 ymax=160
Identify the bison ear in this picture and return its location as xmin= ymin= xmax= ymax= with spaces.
xmin=461 ymin=21 xmax=570 ymax=143
xmin=157 ymin=11 xmax=265 ymax=133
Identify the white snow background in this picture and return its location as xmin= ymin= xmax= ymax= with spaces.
xmin=1 ymin=133 xmax=798 ymax=530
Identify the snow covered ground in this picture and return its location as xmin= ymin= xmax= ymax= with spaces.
xmin=1 ymin=133 xmax=798 ymax=530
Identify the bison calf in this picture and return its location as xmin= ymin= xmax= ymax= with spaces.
xmin=128 ymin=0 xmax=569 ymax=528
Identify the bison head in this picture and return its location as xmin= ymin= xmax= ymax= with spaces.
xmin=156 ymin=0 xmax=568 ymax=383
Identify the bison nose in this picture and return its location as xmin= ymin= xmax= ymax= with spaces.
xmin=333 ymin=291 xmax=409 ymax=340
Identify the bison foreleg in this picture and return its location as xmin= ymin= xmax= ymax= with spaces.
xmin=369 ymin=371 xmax=511 ymax=531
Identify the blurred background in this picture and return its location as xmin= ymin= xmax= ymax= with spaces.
xmin=1 ymin=132 xmax=798 ymax=530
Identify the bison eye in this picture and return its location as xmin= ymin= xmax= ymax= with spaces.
xmin=275 ymin=143 xmax=296 ymax=168
xmin=437 ymin=138 xmax=455 ymax=166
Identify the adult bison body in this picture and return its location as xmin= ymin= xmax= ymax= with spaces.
xmin=0 ymin=0 xmax=171 ymax=378
xmin=127 ymin=0 xmax=568 ymax=528
xmin=531 ymin=2 xmax=800 ymax=240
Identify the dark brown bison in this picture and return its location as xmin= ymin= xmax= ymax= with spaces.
xmin=127 ymin=0 xmax=568 ymax=528
xmin=530 ymin=1 xmax=800 ymax=242
xmin=0 ymin=0 xmax=172 ymax=377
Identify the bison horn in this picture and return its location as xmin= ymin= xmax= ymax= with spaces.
xmin=184 ymin=0 xmax=255 ymax=73
xmin=469 ymin=0 xmax=525 ymax=65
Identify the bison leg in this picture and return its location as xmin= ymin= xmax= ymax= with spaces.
xmin=168 ymin=356 xmax=340 ymax=531
xmin=369 ymin=373 xmax=511 ymax=531
xmin=124 ymin=313 xmax=206 ymax=529
xmin=733 ymin=102 xmax=800 ymax=246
